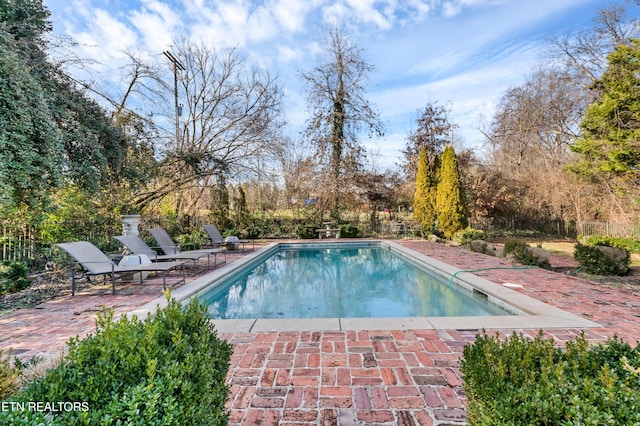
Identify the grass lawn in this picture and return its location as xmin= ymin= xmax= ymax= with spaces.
xmin=538 ymin=241 xmax=640 ymax=267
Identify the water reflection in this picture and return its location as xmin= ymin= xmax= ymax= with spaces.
xmin=202 ymin=247 xmax=508 ymax=319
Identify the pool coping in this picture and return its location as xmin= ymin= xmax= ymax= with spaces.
xmin=128 ymin=240 xmax=600 ymax=332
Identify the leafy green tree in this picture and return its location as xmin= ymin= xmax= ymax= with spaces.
xmin=413 ymin=146 xmax=439 ymax=232
xmin=0 ymin=31 xmax=63 ymax=210
xmin=436 ymin=146 xmax=467 ymax=238
xmin=569 ymin=38 xmax=640 ymax=200
xmin=0 ymin=0 xmax=149 ymax=218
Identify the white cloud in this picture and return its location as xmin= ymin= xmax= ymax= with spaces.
xmin=72 ymin=8 xmax=138 ymax=63
xmin=270 ymin=0 xmax=318 ymax=32
xmin=128 ymin=1 xmax=180 ymax=53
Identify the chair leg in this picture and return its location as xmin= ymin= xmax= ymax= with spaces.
xmin=71 ymin=266 xmax=76 ymax=296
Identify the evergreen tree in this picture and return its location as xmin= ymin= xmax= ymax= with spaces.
xmin=413 ymin=146 xmax=438 ymax=232
xmin=436 ymin=146 xmax=467 ymax=238
xmin=568 ymin=38 xmax=640 ymax=199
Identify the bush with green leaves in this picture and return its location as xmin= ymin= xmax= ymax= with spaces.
xmin=297 ymin=224 xmax=318 ymax=239
xmin=339 ymin=224 xmax=358 ymax=238
xmin=1 ymin=294 xmax=232 ymax=425
xmin=452 ymin=227 xmax=484 ymax=246
xmin=584 ymin=235 xmax=640 ymax=254
xmin=574 ymin=242 xmax=630 ymax=276
xmin=0 ymin=260 xmax=31 ymax=295
xmin=462 ymin=331 xmax=640 ymax=425
xmin=502 ymin=238 xmax=551 ymax=269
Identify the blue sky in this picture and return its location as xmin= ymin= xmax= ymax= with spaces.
xmin=42 ymin=0 xmax=633 ymax=170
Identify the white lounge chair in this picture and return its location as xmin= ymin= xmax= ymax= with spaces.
xmin=203 ymin=224 xmax=254 ymax=252
xmin=56 ymin=241 xmax=185 ymax=295
xmin=114 ymin=234 xmax=224 ymax=273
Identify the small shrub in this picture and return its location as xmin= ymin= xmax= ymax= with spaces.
xmin=0 ymin=293 xmax=232 ymax=425
xmin=427 ymin=234 xmax=445 ymax=243
xmin=0 ymin=260 xmax=31 ymax=295
xmin=297 ymin=224 xmax=318 ymax=239
xmin=462 ymin=331 xmax=640 ymax=425
xmin=339 ymin=224 xmax=358 ymax=238
xmin=574 ymin=243 xmax=630 ymax=276
xmin=502 ymin=238 xmax=551 ymax=269
xmin=468 ymin=240 xmax=496 ymax=256
xmin=452 ymin=228 xmax=484 ymax=245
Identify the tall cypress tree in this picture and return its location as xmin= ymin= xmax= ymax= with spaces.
xmin=413 ymin=146 xmax=438 ymax=232
xmin=436 ymin=146 xmax=467 ymax=238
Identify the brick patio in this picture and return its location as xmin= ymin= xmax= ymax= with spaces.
xmin=2 ymin=240 xmax=640 ymax=425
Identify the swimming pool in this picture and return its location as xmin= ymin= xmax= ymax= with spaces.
xmin=198 ymin=243 xmax=510 ymax=319
xmin=130 ymin=240 xmax=600 ymax=332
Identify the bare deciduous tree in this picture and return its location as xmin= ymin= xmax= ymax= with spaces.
xmin=136 ymin=40 xmax=285 ymax=214
xmin=401 ymin=102 xmax=456 ymax=180
xmin=549 ymin=1 xmax=639 ymax=88
xmin=300 ymin=25 xmax=383 ymax=218
xmin=483 ymin=67 xmax=588 ymax=222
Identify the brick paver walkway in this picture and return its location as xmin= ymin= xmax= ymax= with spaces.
xmin=2 ymin=240 xmax=640 ymax=425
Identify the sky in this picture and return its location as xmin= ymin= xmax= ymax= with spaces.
xmin=42 ymin=0 xmax=636 ymax=170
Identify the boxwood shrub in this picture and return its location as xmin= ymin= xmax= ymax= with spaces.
xmin=297 ymin=224 xmax=318 ymax=239
xmin=339 ymin=224 xmax=358 ymax=238
xmin=574 ymin=242 xmax=630 ymax=276
xmin=0 ymin=260 xmax=31 ymax=295
xmin=461 ymin=331 xmax=640 ymax=425
xmin=1 ymin=294 xmax=232 ymax=425
xmin=503 ymin=238 xmax=551 ymax=269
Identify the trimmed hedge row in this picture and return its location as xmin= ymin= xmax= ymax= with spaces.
xmin=584 ymin=235 xmax=640 ymax=254
xmin=1 ymin=294 xmax=232 ymax=425
xmin=462 ymin=331 xmax=640 ymax=425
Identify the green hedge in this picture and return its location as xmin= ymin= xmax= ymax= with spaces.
xmin=584 ymin=235 xmax=640 ymax=254
xmin=574 ymin=242 xmax=630 ymax=276
xmin=339 ymin=224 xmax=358 ymax=238
xmin=461 ymin=331 xmax=640 ymax=425
xmin=1 ymin=294 xmax=232 ymax=425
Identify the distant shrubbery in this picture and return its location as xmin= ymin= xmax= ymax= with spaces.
xmin=0 ymin=260 xmax=31 ymax=295
xmin=503 ymin=238 xmax=551 ymax=269
xmin=462 ymin=331 xmax=640 ymax=425
xmin=452 ymin=227 xmax=484 ymax=246
xmin=583 ymin=235 xmax=640 ymax=254
xmin=339 ymin=224 xmax=358 ymax=238
xmin=297 ymin=224 xmax=318 ymax=239
xmin=468 ymin=240 xmax=497 ymax=256
xmin=1 ymin=294 xmax=232 ymax=425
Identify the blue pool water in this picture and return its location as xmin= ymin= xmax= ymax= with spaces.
xmin=199 ymin=245 xmax=510 ymax=319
